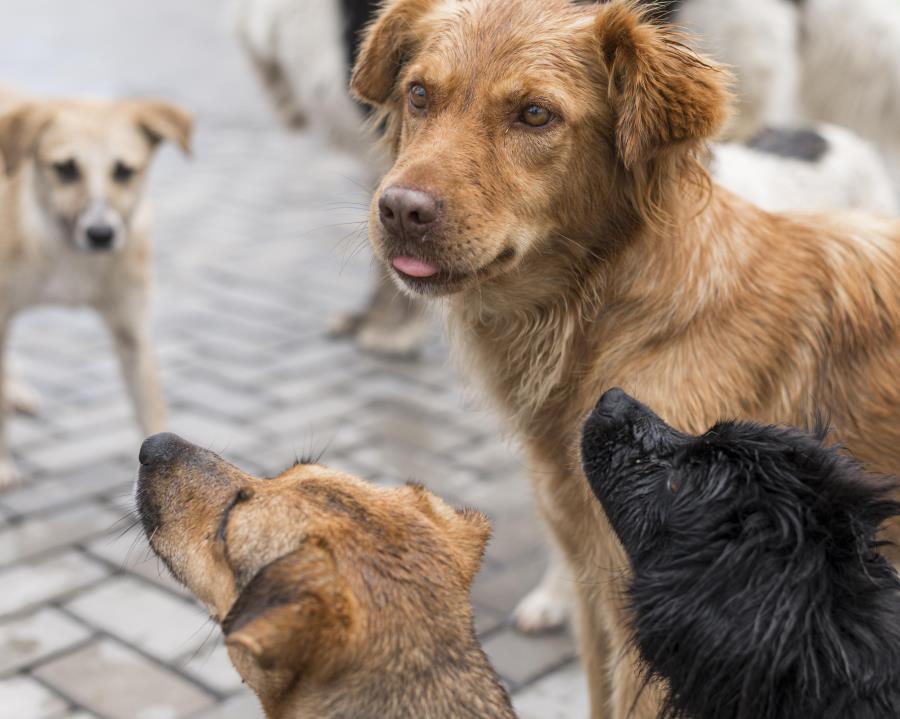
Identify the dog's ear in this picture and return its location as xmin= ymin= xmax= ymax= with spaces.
xmin=593 ymin=2 xmax=729 ymax=169
xmin=351 ymin=0 xmax=436 ymax=106
xmin=405 ymin=483 xmax=491 ymax=585
xmin=129 ymin=100 xmax=193 ymax=155
xmin=0 ymin=103 xmax=54 ymax=176
xmin=223 ymin=544 xmax=355 ymax=672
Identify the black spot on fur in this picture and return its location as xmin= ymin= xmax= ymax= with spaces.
xmin=581 ymin=389 xmax=900 ymax=719
xmin=747 ymin=127 xmax=829 ymax=163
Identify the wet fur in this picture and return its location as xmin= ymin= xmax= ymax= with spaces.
xmin=581 ymin=391 xmax=900 ymax=719
xmin=352 ymin=2 xmax=900 ymax=717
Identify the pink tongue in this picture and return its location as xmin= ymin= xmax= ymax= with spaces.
xmin=392 ymin=256 xmax=438 ymax=278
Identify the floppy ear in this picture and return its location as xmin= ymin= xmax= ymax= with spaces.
xmin=351 ymin=0 xmax=436 ymax=106
xmin=129 ymin=100 xmax=193 ymax=155
xmin=222 ymin=545 xmax=354 ymax=672
xmin=0 ymin=103 xmax=54 ymax=176
xmin=594 ymin=2 xmax=729 ymax=169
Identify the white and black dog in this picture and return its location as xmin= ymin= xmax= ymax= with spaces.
xmin=581 ymin=388 xmax=900 ymax=719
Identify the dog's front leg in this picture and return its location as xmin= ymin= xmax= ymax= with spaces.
xmin=100 ymin=300 xmax=166 ymax=436
xmin=0 ymin=319 xmax=21 ymax=489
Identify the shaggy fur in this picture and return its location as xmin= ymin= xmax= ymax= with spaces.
xmin=581 ymin=388 xmax=900 ymax=719
xmin=136 ymin=433 xmax=514 ymax=719
xmin=351 ymin=2 xmax=900 ymax=717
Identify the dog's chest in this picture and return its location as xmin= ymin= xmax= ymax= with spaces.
xmin=9 ymin=256 xmax=109 ymax=310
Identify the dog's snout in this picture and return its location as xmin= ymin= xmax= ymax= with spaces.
xmin=596 ymin=388 xmax=634 ymax=420
xmin=378 ymin=186 xmax=439 ymax=239
xmin=139 ymin=432 xmax=190 ymax=466
xmin=85 ymin=224 xmax=116 ymax=250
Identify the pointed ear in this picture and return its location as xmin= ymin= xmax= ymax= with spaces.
xmin=594 ymin=2 xmax=729 ymax=169
xmin=223 ymin=545 xmax=355 ymax=672
xmin=0 ymin=103 xmax=54 ymax=176
xmin=129 ymin=100 xmax=193 ymax=155
xmin=453 ymin=507 xmax=492 ymax=585
xmin=350 ymin=0 xmax=436 ymax=106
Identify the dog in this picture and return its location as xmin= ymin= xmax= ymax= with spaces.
xmin=677 ymin=0 xmax=900 ymax=189
xmin=135 ymin=432 xmax=515 ymax=719
xmin=350 ymin=2 xmax=900 ymax=717
xmin=581 ymin=388 xmax=900 ymax=719
xmin=0 ymin=92 xmax=192 ymax=488
xmin=230 ymin=0 xmax=431 ymax=358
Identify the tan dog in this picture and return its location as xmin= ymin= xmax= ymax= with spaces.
xmin=350 ymin=1 xmax=900 ymax=717
xmin=0 ymin=93 xmax=192 ymax=487
xmin=136 ymin=432 xmax=514 ymax=719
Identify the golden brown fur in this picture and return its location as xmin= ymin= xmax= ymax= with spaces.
xmin=351 ymin=1 xmax=900 ymax=717
xmin=136 ymin=433 xmax=514 ymax=719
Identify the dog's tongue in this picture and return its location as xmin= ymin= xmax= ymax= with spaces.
xmin=392 ymin=256 xmax=438 ymax=278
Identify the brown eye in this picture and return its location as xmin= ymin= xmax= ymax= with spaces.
xmin=667 ymin=476 xmax=681 ymax=494
xmin=112 ymin=161 xmax=135 ymax=183
xmin=409 ymin=83 xmax=427 ymax=111
xmin=521 ymin=104 xmax=552 ymax=128
xmin=52 ymin=159 xmax=79 ymax=183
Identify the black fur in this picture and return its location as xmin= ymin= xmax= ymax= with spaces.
xmin=747 ymin=127 xmax=829 ymax=163
xmin=340 ymin=0 xmax=378 ymax=70
xmin=580 ymin=388 xmax=900 ymax=719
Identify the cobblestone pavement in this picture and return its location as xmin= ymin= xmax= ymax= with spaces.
xmin=0 ymin=2 xmax=585 ymax=717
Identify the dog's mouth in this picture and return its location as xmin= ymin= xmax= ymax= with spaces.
xmin=389 ymin=247 xmax=517 ymax=295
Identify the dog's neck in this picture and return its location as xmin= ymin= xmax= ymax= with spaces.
xmin=263 ymin=619 xmax=516 ymax=719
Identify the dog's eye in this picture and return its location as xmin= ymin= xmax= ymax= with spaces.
xmin=408 ymin=83 xmax=428 ymax=112
xmin=667 ymin=476 xmax=681 ymax=494
xmin=112 ymin=161 xmax=135 ymax=183
xmin=520 ymin=104 xmax=552 ymax=128
xmin=52 ymin=159 xmax=80 ymax=183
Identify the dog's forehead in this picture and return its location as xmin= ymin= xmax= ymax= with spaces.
xmin=416 ymin=0 xmax=596 ymax=93
xmin=39 ymin=102 xmax=152 ymax=163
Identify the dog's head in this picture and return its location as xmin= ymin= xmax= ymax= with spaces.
xmin=0 ymin=98 xmax=192 ymax=252
xmin=581 ymin=388 xmax=900 ymax=718
xmin=351 ymin=0 xmax=728 ymax=296
xmin=136 ymin=433 xmax=490 ymax=709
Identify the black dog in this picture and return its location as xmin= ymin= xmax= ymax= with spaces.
xmin=581 ymin=388 xmax=900 ymax=719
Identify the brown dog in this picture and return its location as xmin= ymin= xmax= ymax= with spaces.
xmin=350 ymin=1 xmax=900 ymax=717
xmin=136 ymin=432 xmax=515 ymax=719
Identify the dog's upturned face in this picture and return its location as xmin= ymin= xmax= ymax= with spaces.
xmin=351 ymin=0 xmax=727 ymax=296
xmin=136 ymin=433 xmax=490 ymax=705
xmin=581 ymin=389 xmax=900 ymax=719
xmin=0 ymin=99 xmax=191 ymax=252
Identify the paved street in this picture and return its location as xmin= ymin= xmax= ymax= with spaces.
xmin=0 ymin=2 xmax=584 ymax=717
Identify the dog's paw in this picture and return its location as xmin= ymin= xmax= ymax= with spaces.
xmin=6 ymin=379 xmax=40 ymax=416
xmin=0 ymin=457 xmax=22 ymax=491
xmin=356 ymin=321 xmax=427 ymax=359
xmin=327 ymin=311 xmax=366 ymax=339
xmin=512 ymin=584 xmax=572 ymax=634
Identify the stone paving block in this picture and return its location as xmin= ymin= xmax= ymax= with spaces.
xmin=0 ymin=676 xmax=67 ymax=719
xmin=472 ymin=558 xmax=549 ymax=616
xmin=35 ymin=639 xmax=215 ymax=719
xmin=482 ymin=627 xmax=577 ymax=689
xmin=513 ymin=660 xmax=589 ymax=719
xmin=24 ymin=425 xmax=140 ymax=476
xmin=0 ymin=502 xmax=122 ymax=567
xmin=0 ymin=607 xmax=91 ymax=675
xmin=178 ymin=641 xmax=244 ymax=695
xmin=188 ymin=691 xmax=264 ymax=719
xmin=85 ymin=528 xmax=189 ymax=598
xmin=0 ymin=460 xmax=133 ymax=517
xmin=168 ymin=411 xmax=267 ymax=456
xmin=66 ymin=576 xmax=208 ymax=662
xmin=0 ymin=551 xmax=108 ymax=618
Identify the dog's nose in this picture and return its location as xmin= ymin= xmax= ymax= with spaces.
xmin=378 ymin=186 xmax=439 ymax=239
xmin=140 ymin=432 xmax=190 ymax=466
xmin=85 ymin=224 xmax=116 ymax=250
xmin=597 ymin=388 xmax=632 ymax=418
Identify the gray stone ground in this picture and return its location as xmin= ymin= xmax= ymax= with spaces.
xmin=0 ymin=2 xmax=586 ymax=717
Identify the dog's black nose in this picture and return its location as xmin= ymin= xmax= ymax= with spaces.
xmin=379 ymin=186 xmax=439 ymax=240
xmin=86 ymin=224 xmax=115 ymax=249
xmin=140 ymin=432 xmax=189 ymax=466
xmin=596 ymin=387 xmax=635 ymax=419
